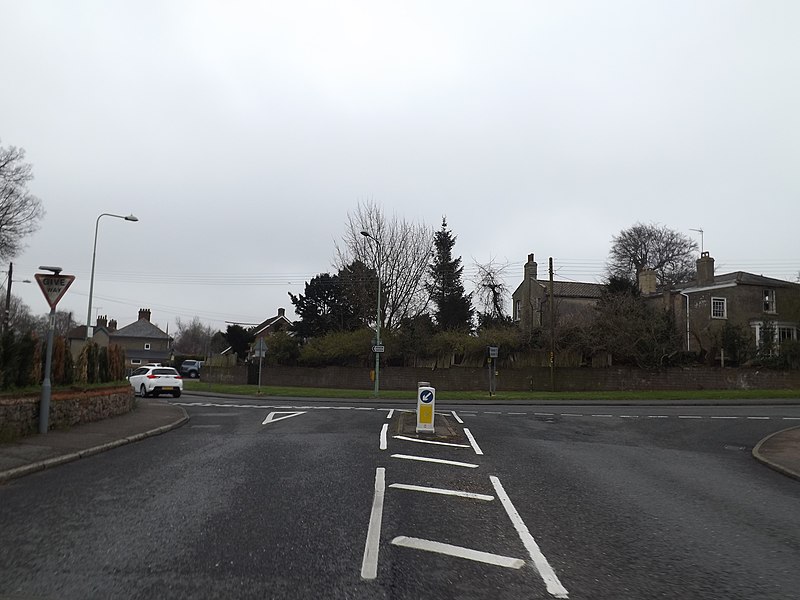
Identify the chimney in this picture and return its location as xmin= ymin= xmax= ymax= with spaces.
xmin=638 ymin=269 xmax=657 ymax=295
xmin=108 ymin=319 xmax=117 ymax=332
xmin=696 ymin=252 xmax=715 ymax=286
xmin=96 ymin=315 xmax=108 ymax=328
xmin=524 ymin=253 xmax=538 ymax=282
xmin=278 ymin=307 xmax=285 ymax=317
xmin=138 ymin=308 xmax=151 ymax=322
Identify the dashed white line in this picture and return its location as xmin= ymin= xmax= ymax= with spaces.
xmin=783 ymin=417 xmax=800 ymax=420
xmin=508 ymin=412 xmax=527 ymax=415
xmin=647 ymin=415 xmax=668 ymax=419
xmin=391 ymin=454 xmax=479 ymax=468
xmin=747 ymin=416 xmax=771 ymax=420
xmin=355 ymin=407 xmax=374 ymax=411
xmin=560 ymin=413 xmax=582 ymax=417
xmin=451 ymin=410 xmax=464 ymax=424
xmin=388 ymin=483 xmax=494 ymax=501
xmin=678 ymin=416 xmax=703 ymax=419
xmin=485 ymin=411 xmax=502 ymax=414
xmin=592 ymin=414 xmax=613 ymax=418
xmin=619 ymin=415 xmax=639 ymax=419
xmin=534 ymin=412 xmax=554 ymax=416
xmin=463 ymin=428 xmax=484 ymax=456
xmin=392 ymin=435 xmax=470 ymax=448
xmin=391 ymin=536 xmax=525 ymax=569
xmin=491 ymin=476 xmax=569 ymax=598
xmin=380 ymin=424 xmax=388 ymax=451
xmin=360 ymin=468 xmax=386 ymax=580
xmin=711 ymin=416 xmax=739 ymax=420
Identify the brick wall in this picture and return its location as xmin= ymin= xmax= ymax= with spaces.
xmin=202 ymin=365 xmax=800 ymax=392
xmin=0 ymin=387 xmax=135 ymax=441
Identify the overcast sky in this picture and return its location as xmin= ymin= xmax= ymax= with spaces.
xmin=1 ymin=0 xmax=798 ymax=333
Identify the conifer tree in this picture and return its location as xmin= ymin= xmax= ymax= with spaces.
xmin=426 ymin=218 xmax=473 ymax=331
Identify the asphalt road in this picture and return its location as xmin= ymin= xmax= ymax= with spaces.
xmin=1 ymin=396 xmax=799 ymax=599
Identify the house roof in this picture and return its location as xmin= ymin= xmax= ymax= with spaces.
xmin=537 ymin=280 xmax=604 ymax=299
xmin=111 ymin=319 xmax=170 ymax=340
xmin=67 ymin=325 xmax=111 ymax=340
xmin=253 ymin=314 xmax=294 ymax=336
xmin=677 ymin=271 xmax=800 ymax=292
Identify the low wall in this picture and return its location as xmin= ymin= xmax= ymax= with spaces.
xmin=202 ymin=365 xmax=800 ymax=392
xmin=0 ymin=386 xmax=135 ymax=441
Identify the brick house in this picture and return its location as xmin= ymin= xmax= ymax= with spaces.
xmin=511 ymin=253 xmax=604 ymax=335
xmin=66 ymin=315 xmax=119 ymax=361
xmin=111 ymin=309 xmax=172 ymax=369
xmin=642 ymin=252 xmax=800 ymax=356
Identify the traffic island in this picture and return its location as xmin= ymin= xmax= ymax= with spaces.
xmin=394 ymin=410 xmax=466 ymax=444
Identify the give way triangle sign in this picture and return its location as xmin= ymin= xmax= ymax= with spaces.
xmin=262 ymin=411 xmax=306 ymax=425
xmin=34 ymin=273 xmax=75 ymax=310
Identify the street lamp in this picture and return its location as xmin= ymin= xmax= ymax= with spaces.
xmin=86 ymin=213 xmax=138 ymax=340
xmin=360 ymin=230 xmax=382 ymax=398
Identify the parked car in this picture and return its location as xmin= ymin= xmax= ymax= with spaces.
xmin=180 ymin=360 xmax=204 ymax=378
xmin=128 ymin=366 xmax=183 ymax=398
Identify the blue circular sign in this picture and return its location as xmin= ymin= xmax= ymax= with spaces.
xmin=420 ymin=390 xmax=433 ymax=404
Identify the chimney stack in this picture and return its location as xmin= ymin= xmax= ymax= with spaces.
xmin=524 ymin=253 xmax=538 ymax=282
xmin=696 ymin=252 xmax=715 ymax=286
xmin=138 ymin=308 xmax=151 ymax=322
xmin=278 ymin=307 xmax=285 ymax=317
xmin=108 ymin=319 xmax=117 ymax=332
xmin=96 ymin=315 xmax=108 ymax=328
xmin=638 ymin=269 xmax=657 ymax=295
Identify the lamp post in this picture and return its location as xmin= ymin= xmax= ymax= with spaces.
xmin=360 ymin=230 xmax=382 ymax=398
xmin=86 ymin=213 xmax=138 ymax=340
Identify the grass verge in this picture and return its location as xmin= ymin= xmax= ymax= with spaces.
xmin=183 ymin=381 xmax=800 ymax=402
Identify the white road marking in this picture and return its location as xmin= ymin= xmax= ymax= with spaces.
xmin=391 ymin=536 xmax=525 ymax=569
xmin=451 ymin=410 xmax=464 ymax=424
xmin=391 ymin=454 xmax=479 ymax=468
xmin=783 ymin=417 xmax=800 ymax=420
xmin=486 ymin=411 xmax=502 ymax=414
xmin=355 ymin=407 xmax=374 ymax=411
xmin=619 ymin=415 xmax=639 ymax=418
xmin=678 ymin=416 xmax=703 ymax=419
xmin=711 ymin=416 xmax=739 ymax=419
xmin=360 ymin=468 xmax=386 ymax=580
xmin=747 ymin=416 xmax=770 ymax=420
xmin=592 ymin=414 xmax=613 ymax=418
xmin=380 ymin=424 xmax=389 ymax=451
xmin=508 ymin=412 xmax=527 ymax=415
xmin=647 ymin=415 xmax=668 ymax=419
xmin=393 ymin=435 xmax=470 ymax=448
xmin=560 ymin=413 xmax=582 ymax=417
xmin=261 ymin=411 xmax=306 ymax=425
xmin=387 ymin=409 xmax=395 ymax=419
xmin=463 ymin=428 xmax=484 ymax=455
xmin=534 ymin=412 xmax=554 ymax=416
xmin=491 ymin=476 xmax=569 ymax=599
xmin=389 ymin=483 xmax=494 ymax=501
xmin=332 ymin=406 xmax=353 ymax=410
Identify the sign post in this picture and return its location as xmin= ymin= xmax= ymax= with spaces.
xmin=488 ymin=346 xmax=499 ymax=396
xmin=255 ymin=338 xmax=267 ymax=394
xmin=416 ymin=382 xmax=435 ymax=434
xmin=34 ymin=268 xmax=75 ymax=434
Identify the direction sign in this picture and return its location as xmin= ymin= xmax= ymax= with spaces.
xmin=34 ymin=273 xmax=75 ymax=310
xmin=372 ymin=345 xmax=385 ymax=353
xmin=419 ymin=389 xmax=434 ymax=404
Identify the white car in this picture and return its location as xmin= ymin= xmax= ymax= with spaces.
xmin=128 ymin=366 xmax=183 ymax=398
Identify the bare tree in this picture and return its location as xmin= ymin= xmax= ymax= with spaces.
xmin=607 ymin=222 xmax=698 ymax=288
xmin=335 ymin=200 xmax=434 ymax=330
xmin=0 ymin=142 xmax=45 ymax=261
xmin=472 ymin=257 xmax=512 ymax=327
xmin=173 ymin=316 xmax=218 ymax=355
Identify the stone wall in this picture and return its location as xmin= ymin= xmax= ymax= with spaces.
xmin=0 ymin=386 xmax=135 ymax=441
xmin=202 ymin=365 xmax=800 ymax=392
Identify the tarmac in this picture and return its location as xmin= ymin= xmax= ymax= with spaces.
xmin=0 ymin=395 xmax=798 ymax=484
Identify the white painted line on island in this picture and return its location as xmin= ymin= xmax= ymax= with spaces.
xmin=261 ymin=411 xmax=306 ymax=425
xmin=464 ymin=428 xmax=484 ymax=456
xmin=360 ymin=468 xmax=386 ymax=580
xmin=380 ymin=424 xmax=389 ymax=451
xmin=387 ymin=409 xmax=395 ymax=419
xmin=391 ymin=536 xmax=524 ymax=569
xmin=389 ymin=483 xmax=494 ymax=501
xmin=491 ymin=476 xmax=569 ymax=599
xmin=391 ymin=454 xmax=479 ymax=468
xmin=393 ymin=435 xmax=470 ymax=448
xmin=451 ymin=410 xmax=464 ymax=424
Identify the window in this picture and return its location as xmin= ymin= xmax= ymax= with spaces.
xmin=144 ymin=343 xmax=151 ymax=350
xmin=711 ymin=297 xmax=727 ymax=319
xmin=131 ymin=360 xmax=142 ymax=366
xmin=763 ymin=289 xmax=776 ymax=313
xmin=779 ymin=327 xmax=796 ymax=342
xmin=514 ymin=300 xmax=521 ymax=321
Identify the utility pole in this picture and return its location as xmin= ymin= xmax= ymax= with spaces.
xmin=549 ymin=257 xmax=556 ymax=392
xmin=3 ymin=262 xmax=12 ymax=335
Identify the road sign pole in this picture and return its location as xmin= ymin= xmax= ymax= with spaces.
xmin=39 ymin=307 xmax=56 ymax=434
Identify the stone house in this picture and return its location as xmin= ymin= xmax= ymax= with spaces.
xmin=641 ymin=252 xmax=800 ymax=356
xmin=511 ymin=253 xmax=604 ymax=335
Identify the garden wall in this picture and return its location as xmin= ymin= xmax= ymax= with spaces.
xmin=0 ymin=386 xmax=135 ymax=441
xmin=201 ymin=365 xmax=800 ymax=392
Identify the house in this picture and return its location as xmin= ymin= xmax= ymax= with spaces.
xmin=642 ymin=252 xmax=800 ymax=356
xmin=219 ymin=308 xmax=294 ymax=359
xmin=66 ymin=315 xmax=118 ymax=361
xmin=511 ymin=253 xmax=604 ymax=334
xmin=111 ymin=309 xmax=172 ymax=369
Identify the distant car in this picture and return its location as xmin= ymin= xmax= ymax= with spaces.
xmin=128 ymin=366 xmax=183 ymax=398
xmin=180 ymin=360 xmax=204 ymax=378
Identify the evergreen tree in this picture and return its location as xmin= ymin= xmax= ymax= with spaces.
xmin=426 ymin=218 xmax=473 ymax=331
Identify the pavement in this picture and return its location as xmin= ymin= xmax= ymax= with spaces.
xmin=0 ymin=394 xmax=798 ymax=484
xmin=0 ymin=398 xmax=188 ymax=484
